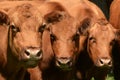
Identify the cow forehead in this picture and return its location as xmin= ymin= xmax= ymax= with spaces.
xmin=89 ymin=23 xmax=115 ymax=40
xmin=9 ymin=3 xmax=41 ymax=16
xmin=10 ymin=13 xmax=42 ymax=26
xmin=9 ymin=3 xmax=43 ymax=28
xmin=51 ymin=18 xmax=78 ymax=38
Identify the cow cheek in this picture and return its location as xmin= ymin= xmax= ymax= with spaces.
xmin=52 ymin=42 xmax=59 ymax=57
xmin=37 ymin=33 xmax=42 ymax=48
xmin=88 ymin=44 xmax=98 ymax=64
xmin=11 ymin=35 xmax=23 ymax=60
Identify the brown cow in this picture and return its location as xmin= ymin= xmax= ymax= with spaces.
xmin=69 ymin=0 xmax=118 ymax=80
xmin=76 ymin=19 xmax=117 ymax=80
xmin=27 ymin=0 xmax=117 ymax=80
xmin=46 ymin=0 xmax=115 ymax=80
xmin=59 ymin=0 xmax=117 ymax=80
xmin=27 ymin=1 xmax=81 ymax=80
xmin=109 ymin=0 xmax=120 ymax=80
xmin=0 ymin=3 xmax=45 ymax=80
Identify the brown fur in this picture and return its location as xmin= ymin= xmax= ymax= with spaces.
xmin=109 ymin=0 xmax=120 ymax=80
xmin=89 ymin=0 xmax=113 ymax=19
xmin=0 ymin=3 xmax=45 ymax=80
xmin=70 ymin=1 xmax=117 ymax=80
xmin=0 ymin=1 xmax=45 ymax=12
xmin=27 ymin=1 xmax=80 ymax=80
xmin=77 ymin=19 xmax=117 ymax=80
xmin=48 ymin=0 xmax=115 ymax=80
xmin=109 ymin=0 xmax=120 ymax=29
xmin=28 ymin=0 xmax=116 ymax=80
xmin=0 ymin=10 xmax=9 ymax=69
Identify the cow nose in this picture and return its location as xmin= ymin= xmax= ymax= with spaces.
xmin=56 ymin=57 xmax=72 ymax=67
xmin=98 ymin=58 xmax=112 ymax=67
xmin=24 ymin=48 xmax=42 ymax=59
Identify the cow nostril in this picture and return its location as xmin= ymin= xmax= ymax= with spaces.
xmin=99 ymin=59 xmax=104 ymax=64
xmin=25 ymin=50 xmax=30 ymax=56
xmin=99 ymin=58 xmax=112 ymax=66
xmin=67 ymin=60 xmax=72 ymax=66
xmin=57 ymin=60 xmax=62 ymax=66
xmin=56 ymin=58 xmax=72 ymax=67
xmin=36 ymin=50 xmax=42 ymax=57
xmin=108 ymin=60 xmax=112 ymax=66
xmin=37 ymin=52 xmax=40 ymax=56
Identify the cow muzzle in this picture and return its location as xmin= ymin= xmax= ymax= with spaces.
xmin=56 ymin=57 xmax=72 ymax=71
xmin=22 ymin=47 xmax=43 ymax=68
xmin=97 ymin=57 xmax=112 ymax=67
xmin=24 ymin=48 xmax=42 ymax=59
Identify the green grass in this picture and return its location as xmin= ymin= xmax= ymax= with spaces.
xmin=91 ymin=73 xmax=114 ymax=80
xmin=106 ymin=73 xmax=114 ymax=80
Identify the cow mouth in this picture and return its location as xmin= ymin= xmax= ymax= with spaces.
xmin=22 ymin=58 xmax=41 ymax=68
xmin=55 ymin=57 xmax=73 ymax=71
xmin=56 ymin=64 xmax=72 ymax=71
xmin=96 ymin=64 xmax=112 ymax=69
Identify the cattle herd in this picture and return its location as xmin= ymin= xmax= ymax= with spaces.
xmin=0 ymin=0 xmax=120 ymax=80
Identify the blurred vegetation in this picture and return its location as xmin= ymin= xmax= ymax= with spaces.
xmin=91 ymin=73 xmax=114 ymax=80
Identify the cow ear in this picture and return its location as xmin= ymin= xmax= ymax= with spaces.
xmin=0 ymin=25 xmax=8 ymax=68
xmin=0 ymin=11 xmax=10 ymax=25
xmin=79 ymin=18 xmax=91 ymax=36
xmin=44 ymin=11 xmax=67 ymax=24
xmin=40 ymin=29 xmax=54 ymax=70
xmin=0 ymin=11 xmax=9 ymax=68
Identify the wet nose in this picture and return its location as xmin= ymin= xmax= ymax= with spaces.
xmin=56 ymin=57 xmax=72 ymax=67
xmin=98 ymin=58 xmax=112 ymax=67
xmin=24 ymin=48 xmax=42 ymax=60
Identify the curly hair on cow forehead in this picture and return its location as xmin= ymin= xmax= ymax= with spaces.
xmin=8 ymin=3 xmax=43 ymax=26
xmin=90 ymin=18 xmax=112 ymax=31
xmin=96 ymin=18 xmax=108 ymax=25
xmin=8 ymin=3 xmax=39 ymax=19
xmin=15 ymin=3 xmax=34 ymax=18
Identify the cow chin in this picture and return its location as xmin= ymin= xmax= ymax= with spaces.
xmin=22 ymin=59 xmax=40 ymax=68
xmin=56 ymin=61 xmax=72 ymax=71
xmin=56 ymin=64 xmax=72 ymax=71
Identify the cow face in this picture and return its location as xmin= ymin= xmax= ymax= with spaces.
xmin=44 ymin=11 xmax=80 ymax=70
xmin=86 ymin=19 xmax=115 ymax=67
xmin=8 ymin=4 xmax=45 ymax=68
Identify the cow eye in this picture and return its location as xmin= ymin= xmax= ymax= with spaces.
xmin=38 ymin=24 xmax=46 ymax=33
xmin=72 ymin=33 xmax=79 ymax=41
xmin=89 ymin=37 xmax=96 ymax=43
xmin=10 ymin=25 xmax=20 ymax=33
xmin=50 ymin=34 xmax=56 ymax=41
xmin=110 ymin=39 xmax=116 ymax=46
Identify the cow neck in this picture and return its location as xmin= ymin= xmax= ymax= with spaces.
xmin=42 ymin=55 xmax=77 ymax=80
xmin=42 ymin=64 xmax=76 ymax=80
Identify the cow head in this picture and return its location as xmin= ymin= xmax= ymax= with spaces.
xmin=80 ymin=18 xmax=117 ymax=67
xmin=43 ymin=4 xmax=80 ymax=70
xmin=8 ymin=4 xmax=45 ymax=68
